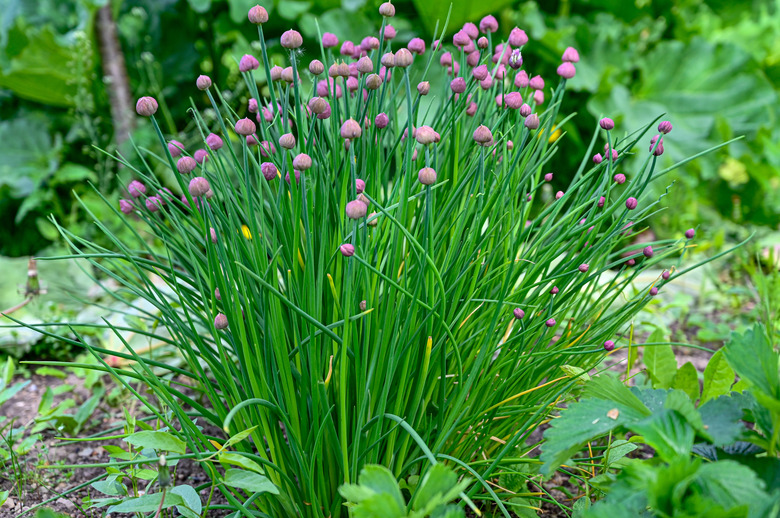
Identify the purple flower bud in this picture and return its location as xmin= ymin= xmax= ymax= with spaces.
xmin=555 ymin=190 xmax=564 ymax=200
xmin=374 ymin=112 xmax=390 ymax=129
xmin=418 ymin=167 xmax=437 ymax=185
xmin=509 ymin=27 xmax=528 ymax=47
xmin=168 ymin=140 xmax=184 ymax=157
xmin=261 ymin=162 xmax=277 ymax=181
xmin=318 ymin=33 xmax=336 ymax=49
xmin=145 ymin=196 xmax=163 ymax=212
xmin=625 ymin=197 xmax=638 ymax=210
xmin=280 ymin=29 xmax=303 ymax=49
xmin=643 ymin=246 xmax=654 ymax=258
xmin=128 ymin=180 xmax=146 ymax=198
xmin=599 ymin=118 xmax=615 ymax=131
xmin=524 ymin=114 xmax=540 ymax=129
xmin=462 ymin=22 xmax=479 ymax=39
xmin=545 ymin=318 xmax=556 ymax=328
xmin=593 ymin=153 xmax=603 ymax=164
xmin=529 ymin=75 xmax=544 ymax=90
xmin=384 ymin=27 xmax=398 ymax=43
xmin=355 ymin=179 xmax=366 ymax=194
xmin=480 ymin=15 xmax=498 ymax=33
xmin=544 ymin=173 xmax=553 ymax=182
xmin=235 ymin=118 xmax=256 ymax=136
xmin=453 ymin=30 xmax=470 ymax=48
xmin=346 ymin=199 xmax=367 ymax=219
xmin=279 ymin=133 xmax=296 ymax=149
xmin=367 ymin=212 xmax=379 ymax=227
xmin=359 ymin=300 xmax=367 ymax=311
xmin=649 ymin=287 xmax=658 ymax=296
xmin=340 ymin=119 xmax=362 ymax=139
xmin=340 ymin=243 xmax=355 ymax=257
xmin=193 ymin=149 xmax=208 ymax=164
xmin=476 ymin=37 xmax=487 ymax=49
xmin=509 ymin=49 xmax=523 ymax=70
xmin=561 ymin=46 xmax=580 ymax=63
xmin=550 ymin=286 xmax=559 ymax=295
xmin=281 ymin=66 xmax=297 ymax=83
xmin=533 ymin=90 xmax=544 ymax=105
xmin=394 ymin=48 xmax=413 ymax=68
xmin=188 ymin=176 xmax=211 ymax=197
xmin=685 ymin=228 xmax=695 ymax=239
xmin=515 ymin=70 xmax=529 ymax=88
xmin=579 ymin=263 xmax=589 ymax=273
xmin=504 ymin=92 xmax=523 ymax=109
xmin=604 ymin=340 xmax=615 ymax=351
xmin=214 ymin=313 xmax=228 ymax=330
xmin=519 ymin=104 xmax=531 ymax=118
xmin=416 ymin=126 xmax=440 ymax=145
xmin=472 ymin=64 xmax=488 ymax=81
xmin=177 ymin=156 xmax=197 ymax=174
xmin=614 ymin=173 xmax=626 ymax=184
xmin=598 ymin=196 xmax=605 ymax=207
xmin=400 ymin=40 xmax=421 ymax=59
xmin=416 ymin=81 xmax=430 ymax=96
xmin=556 ymin=62 xmax=577 ymax=79
xmin=209 ymin=227 xmax=218 ymax=244
xmin=627 ymin=258 xmax=636 ymax=266
xmin=292 ymin=153 xmax=312 ymax=171
xmin=450 ymin=77 xmax=466 ymax=94
xmin=239 ymin=54 xmax=260 ymax=72
xmin=365 ymin=74 xmax=382 ymax=90
xmin=196 ymin=75 xmax=212 ymax=90
xmin=658 ymin=121 xmax=673 ymax=134
xmin=214 ymin=288 xmax=221 ymax=300
xmin=513 ymin=308 xmax=525 ymax=319
xmin=473 ymin=125 xmax=493 ymax=145
xmin=378 ymin=1 xmax=395 ymax=16
xmin=135 ymin=96 xmax=158 ymax=117
xmin=285 ymin=170 xmax=301 ymax=185
xmin=357 ymin=193 xmax=370 ymax=207
xmin=466 ymin=102 xmax=478 ymax=116
xmin=119 ymin=199 xmax=134 ymax=214
xmin=308 ymin=59 xmax=325 ymax=75
xmin=247 ymin=5 xmax=268 ymax=24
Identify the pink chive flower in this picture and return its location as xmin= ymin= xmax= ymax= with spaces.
xmin=196 ymin=75 xmax=212 ymax=90
xmin=473 ymin=64 xmax=488 ymax=81
xmin=280 ymin=30 xmax=303 ymax=49
xmin=340 ymin=119 xmax=362 ymax=139
xmin=529 ymin=75 xmax=544 ymax=90
xmin=509 ymin=28 xmax=528 ymax=46
xmin=515 ymin=70 xmax=529 ymax=88
xmin=545 ymin=318 xmax=556 ymax=327
xmin=579 ymin=264 xmax=589 ymax=273
xmin=193 ymin=149 xmax=209 ymax=164
xmin=177 ymin=156 xmax=197 ymax=174
xmin=513 ymin=308 xmax=525 ymax=319
xmin=188 ymin=176 xmax=211 ymax=197
xmin=322 ymin=33 xmax=339 ymax=48
xmin=128 ymin=180 xmax=146 ymax=198
xmin=340 ymin=244 xmax=355 ymax=257
xmin=135 ymin=96 xmax=158 ymax=117
xmin=450 ymin=77 xmax=466 ymax=93
xmin=556 ymin=62 xmax=576 ymax=79
xmin=593 ymin=153 xmax=603 ymax=164
xmin=614 ymin=173 xmax=626 ymax=184
xmin=626 ymin=197 xmax=638 ymax=210
xmin=561 ymin=47 xmax=580 ymax=63
xmin=520 ymin=103 xmax=532 ymax=117
xmin=599 ymin=118 xmax=615 ymax=130
xmin=145 ymin=196 xmax=162 ymax=212
xmin=248 ymin=5 xmax=268 ymax=24
xmin=206 ymin=133 xmax=223 ymax=151
xmin=408 ymin=38 xmax=425 ymax=54
xmin=235 ymin=118 xmax=256 ymax=136
xmin=168 ymin=140 xmax=184 ymax=157
xmin=239 ymin=54 xmax=260 ymax=72
xmin=345 ymin=200 xmax=367 ymax=219
xmin=544 ymin=173 xmax=553 ymax=182
xmin=524 ymin=114 xmax=540 ymax=129
xmin=479 ymin=15 xmax=498 ymax=33
xmin=604 ymin=340 xmax=615 ymax=351
xmin=658 ymin=121 xmax=673 ymax=134
xmin=214 ymin=313 xmax=228 ymax=330
xmin=261 ymin=162 xmax=277 ymax=181
xmin=685 ymin=228 xmax=695 ymax=239
xmin=119 ymin=199 xmax=134 ymax=214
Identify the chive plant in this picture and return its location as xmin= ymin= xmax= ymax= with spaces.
xmin=18 ymin=3 xmax=736 ymax=516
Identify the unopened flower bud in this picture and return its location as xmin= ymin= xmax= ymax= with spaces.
xmin=557 ymin=62 xmax=576 ymax=79
xmin=281 ymin=30 xmax=303 ymax=49
xmin=614 ymin=173 xmax=626 ymax=184
xmin=685 ymin=228 xmax=695 ymax=239
xmin=520 ymin=103 xmax=532 ymax=117
xmin=383 ymin=25 xmax=397 ymax=40
xmin=261 ymin=162 xmax=277 ymax=181
xmin=579 ymin=263 xmax=589 ymax=273
xmin=477 ymin=36 xmax=488 ymax=49
xmin=604 ymin=340 xmax=615 ymax=351
xmin=379 ymin=1 xmax=395 ymax=16
xmin=322 ymin=33 xmax=339 ymax=48
xmin=214 ymin=313 xmax=228 ymax=329
xmin=359 ymin=300 xmax=367 ymax=311
xmin=658 ymin=121 xmax=673 ymax=134
xmin=279 ymin=133 xmax=296 ymax=149
xmin=418 ymin=167 xmax=437 ymax=185
xmin=545 ymin=318 xmax=556 ymax=327
xmin=473 ymin=125 xmax=493 ymax=145
xmin=593 ymin=153 xmax=603 ymax=164
xmin=533 ymin=90 xmax=544 ymax=105
xmin=367 ymin=212 xmax=378 ymax=227
xmin=450 ymin=77 xmax=466 ymax=93
xmin=515 ymin=70 xmax=529 ymax=88
xmin=119 ymin=199 xmax=134 ymax=214
xmin=340 ymin=119 xmax=362 ymax=139
xmin=417 ymin=81 xmax=430 ymax=95
xmin=649 ymin=287 xmax=658 ymax=296
xmin=293 ymin=153 xmax=312 ymax=170
xmin=235 ymin=118 xmax=256 ymax=136
xmin=599 ymin=117 xmax=615 ymax=130
xmin=561 ymin=46 xmax=579 ymax=63
xmin=466 ymin=102 xmax=477 ymax=116
xmin=529 ymin=75 xmax=544 ymax=90
xmin=346 ymin=199 xmax=367 ymax=219
xmin=513 ymin=308 xmax=525 ymax=319
xmin=524 ymin=114 xmax=540 ymax=129
xmin=239 ymin=54 xmax=260 ymax=72
xmin=309 ymin=59 xmax=324 ymax=75
xmin=453 ymin=30 xmax=471 ymax=47
xmin=168 ymin=140 xmax=184 ymax=157
xmin=366 ymin=74 xmax=382 ymax=90
xmin=479 ymin=15 xmax=498 ymax=33
xmin=643 ymin=246 xmax=654 ymax=258
xmin=248 ymin=5 xmax=268 ymax=24
xmin=145 ymin=196 xmax=162 ymax=212
xmin=394 ymin=49 xmax=413 ymax=68
xmin=509 ymin=49 xmax=523 ymax=69
xmin=556 ymin=190 xmax=564 ymax=199
xmin=473 ymin=64 xmax=488 ymax=81
xmin=340 ymin=244 xmax=355 ymax=257
xmin=177 ymin=156 xmax=197 ymax=174
xmin=408 ymin=38 xmax=426 ymax=54
xmin=194 ymin=149 xmax=209 ymax=164
xmin=135 ymin=96 xmax=158 ymax=117
xmin=196 ymin=75 xmax=212 ymax=90
xmin=625 ymin=197 xmax=638 ymax=210
xmin=544 ymin=173 xmax=553 ymax=182
xmin=128 ymin=180 xmax=146 ymax=198
xmin=550 ymin=286 xmax=559 ymax=294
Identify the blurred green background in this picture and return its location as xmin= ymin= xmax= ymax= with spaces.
xmin=0 ymin=0 xmax=778 ymax=357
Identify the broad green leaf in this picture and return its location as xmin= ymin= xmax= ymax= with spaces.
xmin=642 ymin=330 xmax=677 ymax=389
xmin=694 ymin=460 xmax=772 ymax=514
xmin=223 ymin=469 xmax=279 ymax=494
xmin=0 ymin=380 xmax=29 ymax=407
xmin=0 ymin=490 xmax=7 ymax=507
xmin=91 ymin=479 xmax=126 ymax=496
xmin=338 ymin=483 xmax=375 ymax=503
xmin=0 ymin=116 xmax=59 ymax=199
xmin=170 ymin=485 xmax=202 ymax=516
xmin=50 ymin=163 xmax=98 ymax=186
xmin=357 ymin=465 xmax=405 ymax=512
xmin=723 ymin=324 xmax=780 ymax=400
xmin=701 ymin=350 xmax=735 ymax=404
xmin=582 ymin=375 xmax=651 ymax=416
xmin=604 ymin=440 xmax=637 ymax=467
xmin=629 ymin=409 xmax=694 ymax=463
xmin=223 ymin=426 xmax=258 ymax=449
xmin=412 ymin=464 xmax=458 ymax=511
xmin=352 ymin=493 xmax=406 ymax=518
xmin=219 ymin=452 xmax=265 ymax=474
xmin=698 ymin=394 xmax=748 ymax=446
xmin=541 ymin=396 xmax=648 ymax=475
xmin=110 ymin=492 xmax=184 ymax=513
xmin=664 ymin=390 xmax=705 ymax=435
xmin=672 ymin=362 xmax=700 ymax=402
xmin=560 ymin=365 xmax=591 ymax=384
xmin=125 ymin=431 xmax=186 ymax=454
xmin=430 ymin=504 xmax=466 ymax=518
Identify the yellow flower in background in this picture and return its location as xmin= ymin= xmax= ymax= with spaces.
xmin=241 ymin=225 xmax=252 ymax=240
xmin=548 ymin=126 xmax=562 ymax=143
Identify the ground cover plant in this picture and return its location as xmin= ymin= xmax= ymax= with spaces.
xmin=8 ymin=3 xmax=745 ymax=516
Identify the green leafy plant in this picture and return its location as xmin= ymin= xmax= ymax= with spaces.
xmin=541 ymin=323 xmax=780 ymax=517
xmin=339 ymin=463 xmax=469 ymax=517
xmin=12 ymin=4 xmax=743 ymax=516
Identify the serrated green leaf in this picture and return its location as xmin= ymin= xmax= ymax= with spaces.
xmin=604 ymin=440 xmax=637 ymax=467
xmin=352 ymin=493 xmax=406 ymax=518
xmin=582 ymin=375 xmax=651 ymax=416
xmin=672 ymin=362 xmax=700 ymax=402
xmin=356 ymin=465 xmax=405 ymax=512
xmin=698 ymin=394 xmax=747 ymax=446
xmin=223 ymin=469 xmax=279 ymax=494
xmin=701 ymin=350 xmax=735 ymax=404
xmin=110 ymin=492 xmax=184 ymax=513
xmin=629 ymin=409 xmax=694 ymax=463
xmin=125 ymin=431 xmax=186 ymax=454
xmin=723 ymin=324 xmax=780 ymax=400
xmin=541 ymin=396 xmax=648 ymax=475
xmin=338 ymin=483 xmax=374 ymax=503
